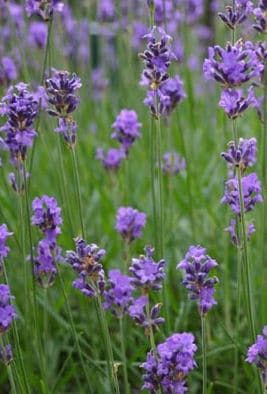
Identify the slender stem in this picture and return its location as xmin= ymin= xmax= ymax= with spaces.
xmin=150 ymin=116 xmax=158 ymax=250
xmin=119 ymin=317 xmax=130 ymax=394
xmin=155 ymin=116 xmax=164 ymax=259
xmin=57 ymin=265 xmax=93 ymax=392
xmin=201 ymin=315 xmax=207 ymax=394
xmin=71 ymin=148 xmax=85 ymax=238
xmin=96 ymin=295 xmax=120 ymax=394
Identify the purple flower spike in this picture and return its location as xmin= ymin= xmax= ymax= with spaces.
xmin=219 ymin=87 xmax=258 ymax=119
xmin=0 ymin=57 xmax=17 ymax=87
xmin=115 ymin=207 xmax=146 ymax=243
xmin=253 ymin=0 xmax=267 ymax=33
xmin=66 ymin=238 xmax=106 ymax=298
xmin=25 ymin=0 xmax=64 ymax=20
xmin=0 ymin=284 xmax=17 ymax=334
xmin=96 ymin=147 xmax=126 ymax=172
xmin=218 ymin=1 xmax=253 ymax=29
xmin=224 ymin=218 xmax=255 ymax=246
xmin=111 ymin=109 xmax=142 ymax=154
xmin=158 ymin=75 xmax=186 ymax=116
xmin=33 ymin=239 xmax=62 ymax=288
xmin=221 ymin=138 xmax=257 ymax=173
xmin=162 ymin=152 xmax=186 ymax=175
xmin=129 ymin=295 xmax=164 ymax=333
xmin=0 ymin=83 xmax=39 ymax=165
xmin=203 ymin=40 xmax=264 ymax=88
xmin=221 ymin=173 xmax=263 ymax=216
xmin=177 ymin=245 xmax=219 ymax=316
xmin=0 ymin=224 xmax=13 ymax=270
xmin=141 ymin=332 xmax=197 ymax=393
xmin=103 ymin=269 xmax=134 ymax=317
xmin=129 ymin=246 xmax=165 ymax=291
xmin=246 ymin=326 xmax=267 ymax=388
xmin=31 ymin=195 xmax=62 ymax=243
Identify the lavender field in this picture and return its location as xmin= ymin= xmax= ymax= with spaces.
xmin=0 ymin=0 xmax=267 ymax=393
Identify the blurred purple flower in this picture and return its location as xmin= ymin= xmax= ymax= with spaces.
xmin=162 ymin=152 xmax=186 ymax=175
xmin=129 ymin=246 xmax=165 ymax=291
xmin=141 ymin=332 xmax=197 ymax=393
xmin=115 ymin=206 xmax=146 ymax=243
xmin=97 ymin=0 xmax=115 ymax=22
xmin=96 ymin=147 xmax=125 ymax=172
xmin=0 ymin=57 xmax=17 ymax=86
xmin=28 ymin=21 xmax=48 ymax=49
xmin=91 ymin=68 xmax=109 ymax=102
xmin=111 ymin=109 xmax=142 ymax=154
xmin=177 ymin=245 xmax=219 ymax=316
xmin=253 ymin=0 xmax=267 ymax=33
xmin=0 ymin=344 xmax=13 ymax=365
xmin=0 ymin=224 xmax=13 ymax=262
xmin=224 ymin=218 xmax=255 ymax=246
xmin=246 ymin=326 xmax=267 ymax=388
xmin=66 ymin=238 xmax=106 ymax=298
xmin=103 ymin=269 xmax=134 ymax=317
xmin=25 ymin=0 xmax=64 ymax=20
xmin=221 ymin=173 xmax=263 ymax=215
xmin=0 ymin=284 xmax=17 ymax=334
xmin=218 ymin=1 xmax=253 ymax=29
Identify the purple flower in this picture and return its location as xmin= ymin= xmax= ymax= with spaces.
xmin=103 ymin=269 xmax=134 ymax=317
xmin=141 ymin=332 xmax=197 ymax=393
xmin=162 ymin=152 xmax=186 ymax=175
xmin=0 ymin=83 xmax=38 ymax=165
xmin=54 ymin=118 xmax=77 ymax=147
xmin=129 ymin=295 xmax=164 ymax=333
xmin=218 ymin=1 xmax=253 ymax=29
xmin=203 ymin=40 xmax=264 ymax=88
xmin=91 ymin=68 xmax=109 ymax=102
xmin=158 ymin=76 xmax=186 ymax=116
xmin=31 ymin=195 xmax=62 ymax=243
xmin=0 ymin=284 xmax=17 ymax=334
xmin=111 ymin=109 xmax=142 ymax=154
xmin=0 ymin=224 xmax=13 ymax=266
xmin=97 ymin=0 xmax=115 ymax=22
xmin=33 ymin=239 xmax=62 ymax=288
xmin=0 ymin=344 xmax=13 ymax=365
xmin=219 ymin=87 xmax=258 ymax=119
xmin=177 ymin=245 xmax=219 ymax=316
xmin=96 ymin=147 xmax=125 ymax=172
xmin=66 ymin=238 xmax=106 ymax=298
xmin=0 ymin=57 xmax=17 ymax=86
xmin=115 ymin=206 xmax=146 ymax=243
xmin=246 ymin=326 xmax=267 ymax=388
xmin=25 ymin=0 xmax=64 ymax=20
xmin=253 ymin=0 xmax=267 ymax=33
xmin=129 ymin=246 xmax=165 ymax=291
xmin=28 ymin=21 xmax=48 ymax=49
xmin=221 ymin=173 xmax=263 ymax=216
xmin=221 ymin=138 xmax=257 ymax=173
xmin=224 ymin=218 xmax=255 ymax=246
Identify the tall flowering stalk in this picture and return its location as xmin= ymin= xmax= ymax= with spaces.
xmin=177 ymin=245 xmax=219 ymax=394
xmin=66 ymin=238 xmax=120 ymax=393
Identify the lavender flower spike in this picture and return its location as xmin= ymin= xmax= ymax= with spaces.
xmin=177 ymin=245 xmax=219 ymax=316
xmin=221 ymin=137 xmax=257 ymax=173
xmin=129 ymin=295 xmax=165 ymax=334
xmin=66 ymin=238 xmax=106 ymax=298
xmin=0 ymin=284 xmax=17 ymax=334
xmin=0 ymin=224 xmax=13 ymax=271
xmin=115 ymin=207 xmax=146 ymax=243
xmin=162 ymin=152 xmax=186 ymax=175
xmin=129 ymin=246 xmax=165 ymax=292
xmin=253 ymin=0 xmax=267 ymax=33
xmin=141 ymin=332 xmax=197 ymax=393
xmin=246 ymin=326 xmax=267 ymax=388
xmin=25 ymin=0 xmax=64 ymax=21
xmin=111 ymin=109 xmax=142 ymax=155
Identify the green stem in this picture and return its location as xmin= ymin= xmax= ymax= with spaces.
xmin=201 ymin=315 xmax=207 ymax=394
xmin=119 ymin=317 xmax=130 ymax=394
xmin=0 ymin=337 xmax=17 ymax=394
xmin=57 ymin=265 xmax=93 ymax=392
xmin=96 ymin=295 xmax=120 ymax=394
xmin=155 ymin=116 xmax=164 ymax=259
xmin=71 ymin=148 xmax=85 ymax=238
xmin=150 ymin=116 xmax=158 ymax=250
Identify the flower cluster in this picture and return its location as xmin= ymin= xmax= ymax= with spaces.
xmin=115 ymin=206 xmax=146 ymax=243
xmin=161 ymin=152 xmax=186 ymax=175
xmin=0 ymin=284 xmax=17 ymax=365
xmin=129 ymin=295 xmax=164 ymax=334
xmin=0 ymin=57 xmax=17 ymax=87
xmin=111 ymin=109 xmax=142 ymax=154
xmin=139 ymin=26 xmax=185 ymax=118
xmin=96 ymin=147 xmax=126 ymax=172
xmin=31 ymin=195 xmax=63 ymax=287
xmin=246 ymin=326 xmax=267 ymax=388
xmin=218 ymin=1 xmax=253 ymax=30
xmin=253 ymin=0 xmax=267 ymax=33
xmin=221 ymin=138 xmax=257 ymax=173
xmin=0 ymin=224 xmax=13 ymax=272
xmin=129 ymin=246 xmax=165 ymax=292
xmin=45 ymin=69 xmax=81 ymax=147
xmin=177 ymin=245 xmax=219 ymax=316
xmin=103 ymin=269 xmax=134 ymax=318
xmin=0 ymin=82 xmax=38 ymax=165
xmin=141 ymin=333 xmax=197 ymax=393
xmin=66 ymin=238 xmax=106 ymax=298
xmin=25 ymin=0 xmax=64 ymax=21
